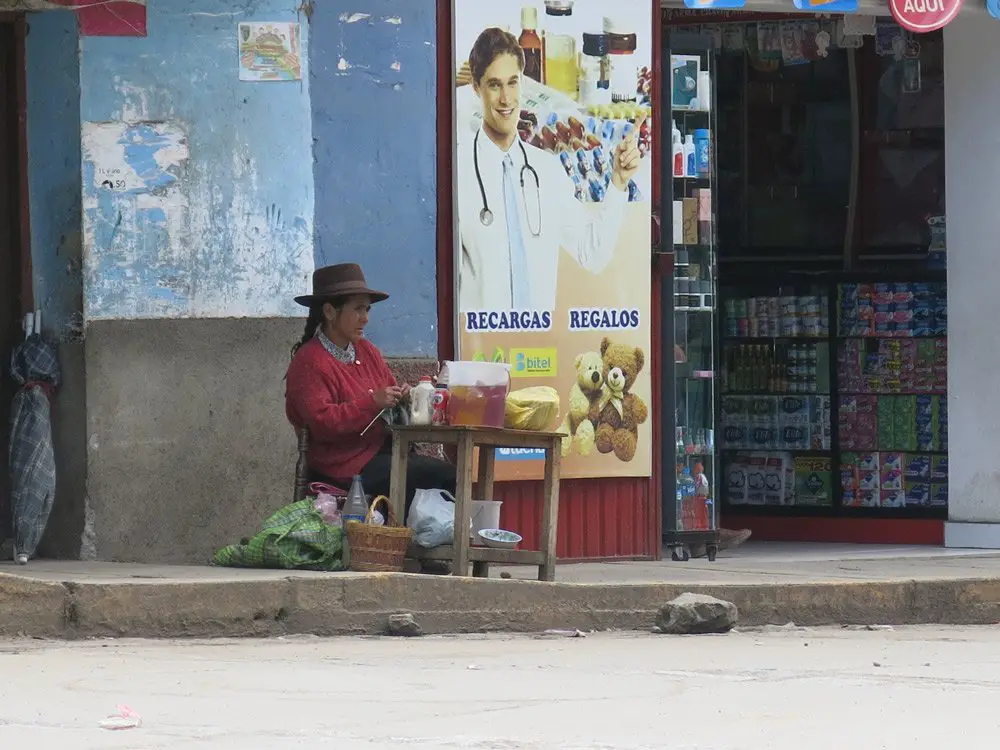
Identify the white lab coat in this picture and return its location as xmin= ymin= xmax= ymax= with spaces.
xmin=457 ymin=127 xmax=627 ymax=313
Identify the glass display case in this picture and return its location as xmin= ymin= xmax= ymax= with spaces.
xmin=717 ymin=273 xmax=948 ymax=517
xmin=661 ymin=33 xmax=720 ymax=561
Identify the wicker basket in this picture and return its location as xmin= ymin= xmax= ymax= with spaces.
xmin=345 ymin=495 xmax=413 ymax=572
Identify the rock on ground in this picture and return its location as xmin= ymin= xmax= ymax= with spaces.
xmin=656 ymin=592 xmax=738 ymax=634
xmin=387 ymin=613 xmax=423 ymax=637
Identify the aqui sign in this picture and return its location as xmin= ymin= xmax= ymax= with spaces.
xmin=889 ymin=0 xmax=964 ymax=32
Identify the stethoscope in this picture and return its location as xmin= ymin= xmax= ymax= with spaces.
xmin=474 ymin=129 xmax=542 ymax=238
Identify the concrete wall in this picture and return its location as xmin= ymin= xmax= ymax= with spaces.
xmin=84 ymin=318 xmax=301 ymax=563
xmin=310 ymin=0 xmax=439 ymax=357
xmin=80 ymin=0 xmax=314 ymax=319
xmin=943 ymin=19 xmax=1000 ymax=547
xmin=78 ymin=1 xmax=318 ymax=562
xmin=26 ymin=10 xmax=83 ymax=341
xmin=24 ymin=11 xmax=87 ymax=558
xmin=25 ymin=0 xmax=446 ymax=562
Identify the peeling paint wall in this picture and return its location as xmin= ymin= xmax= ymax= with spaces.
xmin=80 ymin=0 xmax=314 ymax=320
xmin=310 ymin=0 xmax=438 ymax=357
xmin=25 ymin=10 xmax=83 ymax=341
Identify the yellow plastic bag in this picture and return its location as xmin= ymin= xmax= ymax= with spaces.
xmin=505 ymin=387 xmax=560 ymax=431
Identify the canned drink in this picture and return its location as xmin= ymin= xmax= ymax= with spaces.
xmin=748 ymin=319 xmax=760 ymax=338
xmin=737 ymin=318 xmax=749 ymax=337
xmin=732 ymin=299 xmax=747 ymax=318
xmin=779 ymin=296 xmax=797 ymax=316
xmin=725 ymin=318 xmax=739 ymax=337
xmin=724 ymin=299 xmax=737 ymax=318
xmin=746 ymin=298 xmax=759 ymax=317
xmin=765 ymin=297 xmax=779 ymax=317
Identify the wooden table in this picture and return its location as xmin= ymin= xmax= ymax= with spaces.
xmin=388 ymin=425 xmax=563 ymax=581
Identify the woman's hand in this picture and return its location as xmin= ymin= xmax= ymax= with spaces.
xmin=372 ymin=386 xmax=405 ymax=409
xmin=399 ymin=383 xmax=412 ymax=398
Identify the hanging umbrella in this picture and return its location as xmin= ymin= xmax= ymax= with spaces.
xmin=8 ymin=333 xmax=60 ymax=564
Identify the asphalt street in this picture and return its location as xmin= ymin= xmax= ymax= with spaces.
xmin=2 ymin=626 xmax=998 ymax=748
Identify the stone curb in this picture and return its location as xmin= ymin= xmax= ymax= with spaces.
xmin=2 ymin=572 xmax=999 ymax=639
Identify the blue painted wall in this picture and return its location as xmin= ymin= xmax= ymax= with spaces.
xmin=25 ymin=11 xmax=83 ymax=341
xmin=310 ymin=1 xmax=439 ymax=358
xmin=79 ymin=0 xmax=314 ymax=320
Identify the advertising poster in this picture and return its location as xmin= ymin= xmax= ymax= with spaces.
xmin=238 ymin=22 xmax=302 ymax=81
xmin=454 ymin=0 xmax=653 ymax=480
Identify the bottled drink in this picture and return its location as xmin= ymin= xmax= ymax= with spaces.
xmin=680 ymin=466 xmax=696 ymax=500
xmin=693 ymin=462 xmax=710 ymax=497
xmin=693 ymin=463 xmax=711 ymax=530
xmin=519 ymin=7 xmax=543 ymax=83
xmin=342 ymin=475 xmax=369 ymax=526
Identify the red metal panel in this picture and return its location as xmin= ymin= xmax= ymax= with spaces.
xmin=722 ymin=514 xmax=945 ymax=546
xmin=47 ymin=0 xmax=147 ymax=37
xmin=435 ymin=0 xmax=455 ymax=362
xmin=493 ymin=478 xmax=655 ymax=560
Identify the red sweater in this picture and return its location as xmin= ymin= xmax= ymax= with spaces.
xmin=285 ymin=337 xmax=397 ymax=482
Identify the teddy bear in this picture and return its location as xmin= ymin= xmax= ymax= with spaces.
xmin=589 ymin=336 xmax=649 ymax=463
xmin=557 ymin=350 xmax=604 ymax=457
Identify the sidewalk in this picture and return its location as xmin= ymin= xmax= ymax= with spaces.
xmin=3 ymin=543 xmax=1000 ymax=639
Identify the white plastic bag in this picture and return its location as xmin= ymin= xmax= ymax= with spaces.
xmin=407 ymin=489 xmax=458 ymax=548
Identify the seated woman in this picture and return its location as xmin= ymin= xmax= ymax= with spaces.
xmin=285 ymin=263 xmax=456 ymax=521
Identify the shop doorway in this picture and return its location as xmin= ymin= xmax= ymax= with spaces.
xmin=0 ymin=18 xmax=29 ymax=541
xmin=662 ymin=17 xmax=948 ymax=547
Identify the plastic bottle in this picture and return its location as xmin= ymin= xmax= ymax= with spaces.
xmin=431 ymin=384 xmax=450 ymax=425
xmin=680 ymin=466 xmax=696 ymax=501
xmin=684 ymin=134 xmax=696 ymax=177
xmin=342 ymin=475 xmax=369 ymax=526
xmin=693 ymin=462 xmax=710 ymax=497
xmin=694 ymin=128 xmax=711 ymax=175
xmin=409 ymin=376 xmax=436 ymax=426
xmin=672 ymin=127 xmax=684 ymax=178
xmin=697 ymin=71 xmax=711 ymax=111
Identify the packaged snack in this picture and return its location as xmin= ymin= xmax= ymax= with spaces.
xmin=859 ymin=490 xmax=880 ymax=507
xmin=931 ymin=455 xmax=948 ymax=483
xmin=794 ymin=457 xmax=833 ymax=506
xmin=904 ymin=454 xmax=931 ymax=481
xmin=905 ymin=481 xmax=930 ymax=507
xmin=930 ymin=483 xmax=949 ymax=507
xmin=881 ymin=489 xmax=905 ymax=508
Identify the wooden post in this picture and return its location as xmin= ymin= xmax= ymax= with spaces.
xmin=388 ymin=432 xmax=409 ymax=524
xmin=472 ymin=444 xmax=497 ymax=577
xmin=539 ymin=436 xmax=562 ymax=581
xmin=452 ymin=432 xmax=474 ymax=576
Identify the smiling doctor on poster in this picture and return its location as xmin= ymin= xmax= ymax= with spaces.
xmin=457 ymin=27 xmax=641 ymax=315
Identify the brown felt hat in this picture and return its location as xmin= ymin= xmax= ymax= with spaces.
xmin=294 ymin=263 xmax=389 ymax=307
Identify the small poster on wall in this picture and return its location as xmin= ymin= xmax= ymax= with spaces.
xmin=238 ymin=22 xmax=302 ymax=81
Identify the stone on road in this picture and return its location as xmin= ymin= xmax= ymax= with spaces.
xmin=386 ymin=612 xmax=423 ymax=637
xmin=656 ymin=591 xmax=738 ymax=634
xmin=2 ymin=626 xmax=1000 ymax=748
